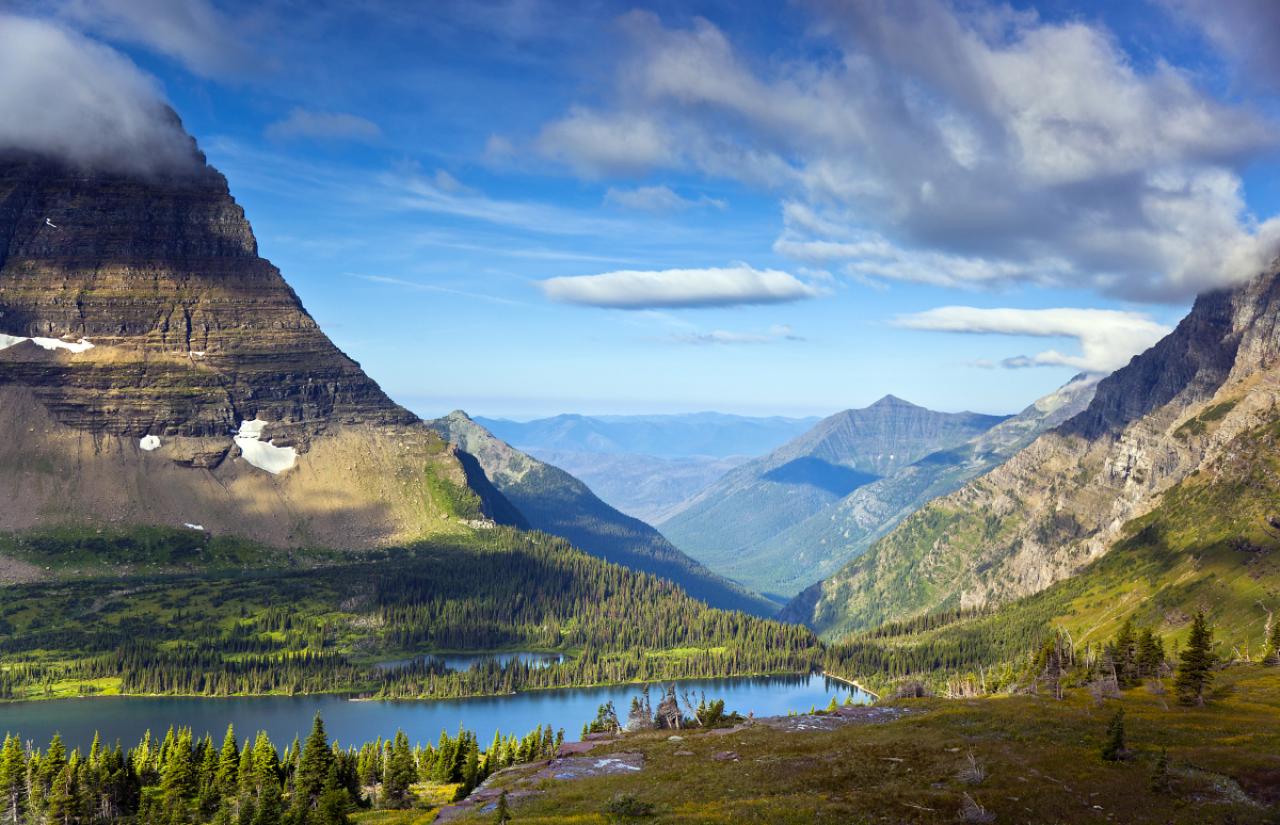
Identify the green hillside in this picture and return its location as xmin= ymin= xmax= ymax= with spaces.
xmin=817 ymin=414 xmax=1280 ymax=693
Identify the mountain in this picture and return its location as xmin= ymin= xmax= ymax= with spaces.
xmin=474 ymin=412 xmax=816 ymax=522
xmin=430 ymin=412 xmax=778 ymax=615
xmin=0 ymin=144 xmax=527 ymax=549
xmin=784 ymin=262 xmax=1280 ymax=639
xmin=741 ymin=374 xmax=1099 ymax=595
xmin=518 ymin=450 xmax=745 ymax=524
xmin=659 ymin=397 xmax=1009 ymax=596
xmin=0 ymin=138 xmax=761 ymax=617
xmin=475 ymin=412 xmax=818 ymax=459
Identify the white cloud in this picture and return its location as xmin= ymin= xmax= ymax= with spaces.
xmin=670 ymin=324 xmax=803 ymax=345
xmin=539 ymin=264 xmax=822 ymax=309
xmin=604 ymin=185 xmax=724 ymax=212
xmin=0 ymin=14 xmax=199 ymax=174
xmin=55 ymin=0 xmax=260 ymax=79
xmin=895 ymin=306 xmax=1172 ymax=373
xmin=537 ymin=3 xmax=1280 ymax=301
xmin=537 ymin=108 xmax=674 ymax=176
xmin=266 ymin=108 xmax=381 ymax=143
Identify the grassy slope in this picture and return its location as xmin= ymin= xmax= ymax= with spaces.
xmin=461 ymin=664 xmax=1280 ymax=824
xmin=815 ymin=416 xmax=1280 ymax=696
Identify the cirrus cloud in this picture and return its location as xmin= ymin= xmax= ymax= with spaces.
xmin=895 ymin=306 xmax=1172 ymax=373
xmin=266 ymin=108 xmax=382 ymax=143
xmin=539 ymin=264 xmax=822 ymax=309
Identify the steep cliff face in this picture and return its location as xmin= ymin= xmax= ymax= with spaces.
xmin=0 ymin=148 xmax=499 ymax=548
xmin=660 ymin=396 xmax=1008 ymax=596
xmin=785 ymin=263 xmax=1280 ymax=638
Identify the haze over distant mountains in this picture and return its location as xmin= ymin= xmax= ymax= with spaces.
xmin=477 ymin=413 xmax=816 ymax=522
xmin=659 ymin=397 xmax=1009 ymax=596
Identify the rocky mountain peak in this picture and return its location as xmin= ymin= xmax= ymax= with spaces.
xmin=0 ymin=149 xmax=416 ymax=448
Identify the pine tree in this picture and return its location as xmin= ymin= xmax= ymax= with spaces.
xmin=314 ymin=764 xmax=352 ymax=825
xmin=294 ymin=715 xmax=336 ymax=815
xmin=493 ymin=789 xmax=511 ymax=824
xmin=159 ymin=727 xmax=196 ymax=818
xmin=382 ymin=732 xmax=415 ymax=809
xmin=1113 ymin=619 xmax=1138 ymax=687
xmin=1150 ymin=748 xmax=1171 ymax=793
xmin=216 ymin=726 xmax=240 ymax=797
xmin=1175 ymin=612 xmax=1215 ymax=706
xmin=0 ymin=735 xmax=26 ymax=825
xmin=1101 ymin=708 xmax=1127 ymax=761
xmin=1137 ymin=628 xmax=1165 ymax=679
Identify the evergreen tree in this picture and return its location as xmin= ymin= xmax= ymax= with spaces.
xmin=314 ymin=765 xmax=352 ymax=825
xmin=159 ymin=727 xmax=197 ymax=820
xmin=493 ymin=790 xmax=511 ymax=824
xmin=1174 ymin=612 xmax=1215 ymax=706
xmin=216 ymin=726 xmax=241 ymax=796
xmin=1136 ymin=628 xmax=1165 ymax=679
xmin=1150 ymin=748 xmax=1171 ymax=793
xmin=294 ymin=715 xmax=336 ymax=816
xmin=0 ymin=735 xmax=26 ymax=825
xmin=1113 ymin=619 xmax=1138 ymax=687
xmin=1101 ymin=708 xmax=1127 ymax=762
xmin=382 ymin=732 xmax=415 ymax=809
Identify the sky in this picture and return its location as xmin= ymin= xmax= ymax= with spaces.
xmin=2 ymin=0 xmax=1279 ymax=419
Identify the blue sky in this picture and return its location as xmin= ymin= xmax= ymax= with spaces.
xmin=4 ymin=0 xmax=1280 ymax=418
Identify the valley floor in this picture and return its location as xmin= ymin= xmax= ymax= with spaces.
xmin=448 ymin=664 xmax=1280 ymax=824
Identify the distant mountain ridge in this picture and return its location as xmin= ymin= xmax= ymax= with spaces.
xmin=784 ymin=261 xmax=1280 ymax=639
xmin=659 ymin=397 xmax=1009 ymax=596
xmin=475 ymin=412 xmax=818 ymax=459
xmin=518 ymin=450 xmax=746 ymax=524
xmin=745 ymin=374 xmax=1099 ymax=595
xmin=431 ymin=412 xmax=778 ymax=616
xmin=477 ymin=412 xmax=817 ymax=522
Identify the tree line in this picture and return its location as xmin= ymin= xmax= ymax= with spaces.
xmin=0 ymin=714 xmax=560 ymax=825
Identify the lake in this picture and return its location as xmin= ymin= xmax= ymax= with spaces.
xmin=0 ymin=674 xmax=872 ymax=751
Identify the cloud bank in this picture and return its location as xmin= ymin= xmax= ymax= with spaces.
xmin=896 ymin=306 xmax=1172 ymax=373
xmin=0 ymin=14 xmax=198 ymax=175
xmin=539 ymin=265 xmax=821 ymax=309
xmin=538 ymin=1 xmax=1280 ymax=301
xmin=1165 ymin=0 xmax=1280 ymax=92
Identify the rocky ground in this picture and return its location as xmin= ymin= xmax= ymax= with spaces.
xmin=436 ymin=665 xmax=1279 ymax=824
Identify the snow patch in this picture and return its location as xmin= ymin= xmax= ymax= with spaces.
xmin=139 ymin=435 xmax=162 ymax=451
xmin=0 ymin=334 xmax=94 ymax=353
xmin=183 ymin=523 xmax=204 ymax=531
xmin=233 ymin=418 xmax=297 ymax=474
